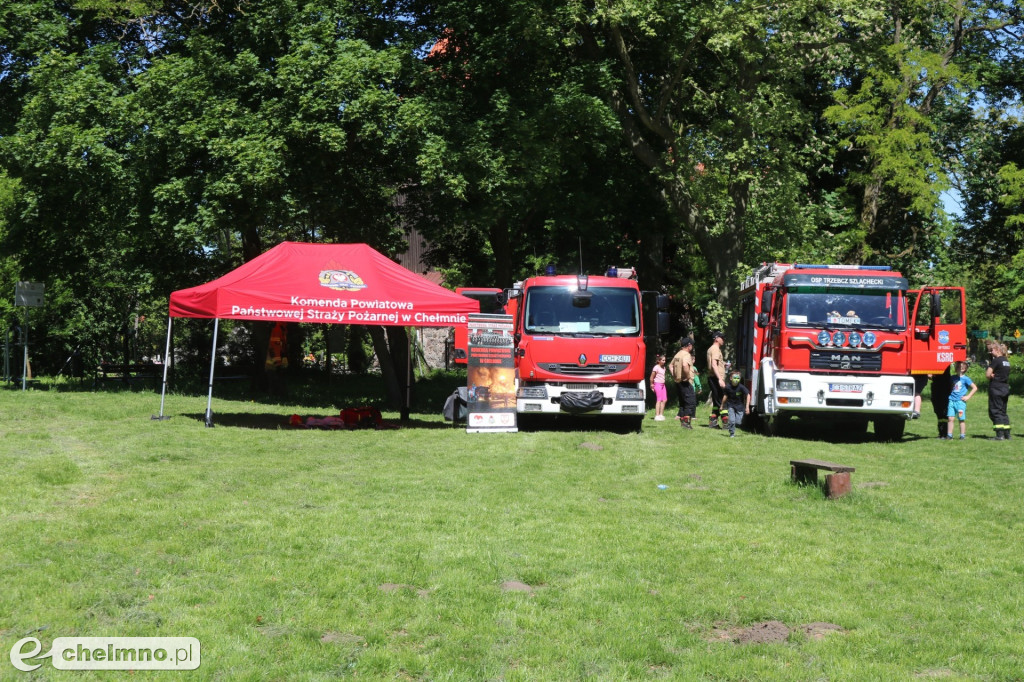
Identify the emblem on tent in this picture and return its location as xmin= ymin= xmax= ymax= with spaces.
xmin=319 ymin=269 xmax=367 ymax=291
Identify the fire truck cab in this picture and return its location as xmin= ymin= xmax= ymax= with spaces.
xmin=737 ymin=263 xmax=966 ymax=440
xmin=512 ymin=268 xmax=656 ymax=430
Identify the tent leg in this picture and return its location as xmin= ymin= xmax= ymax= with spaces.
xmin=22 ymin=306 xmax=29 ymax=391
xmin=153 ymin=316 xmax=173 ymax=420
xmin=401 ymin=331 xmax=411 ymax=421
xmin=205 ymin=318 xmax=219 ymax=428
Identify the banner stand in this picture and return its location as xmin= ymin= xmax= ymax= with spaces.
xmin=466 ymin=314 xmax=517 ymax=433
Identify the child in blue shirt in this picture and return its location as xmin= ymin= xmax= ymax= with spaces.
xmin=946 ymin=361 xmax=978 ymax=440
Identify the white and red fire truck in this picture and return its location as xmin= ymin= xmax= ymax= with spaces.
xmin=456 ymin=267 xmax=669 ymax=430
xmin=736 ymin=263 xmax=967 ymax=440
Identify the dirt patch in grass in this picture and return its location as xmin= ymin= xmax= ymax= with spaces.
xmin=501 ymin=580 xmax=536 ymax=594
xmin=858 ymin=481 xmax=889 ymax=489
xmin=737 ymin=620 xmax=790 ymax=644
xmin=579 ymin=442 xmax=603 ymax=451
xmin=707 ymin=620 xmax=845 ymax=645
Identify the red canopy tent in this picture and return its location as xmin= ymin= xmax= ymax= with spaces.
xmin=157 ymin=242 xmax=479 ymax=425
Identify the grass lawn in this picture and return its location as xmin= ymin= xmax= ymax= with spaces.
xmin=1 ymin=375 xmax=1023 ymax=680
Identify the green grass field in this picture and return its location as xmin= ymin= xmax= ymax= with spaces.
xmin=1 ymin=375 xmax=1023 ymax=681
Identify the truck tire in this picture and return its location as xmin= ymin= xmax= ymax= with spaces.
xmin=766 ymin=413 xmax=791 ymax=438
xmin=849 ymin=419 xmax=870 ymax=437
xmin=875 ymin=416 xmax=906 ymax=442
xmin=622 ymin=415 xmax=644 ymax=434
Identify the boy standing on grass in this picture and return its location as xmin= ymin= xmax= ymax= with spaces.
xmin=946 ymin=361 xmax=978 ymax=440
xmin=720 ymin=371 xmax=750 ymax=437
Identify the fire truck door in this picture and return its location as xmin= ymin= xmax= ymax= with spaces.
xmin=909 ymin=287 xmax=967 ymax=374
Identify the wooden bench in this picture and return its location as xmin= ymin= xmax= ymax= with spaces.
xmin=95 ymin=362 xmax=164 ymax=386
xmin=790 ymin=459 xmax=856 ymax=498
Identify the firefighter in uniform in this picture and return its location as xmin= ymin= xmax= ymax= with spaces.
xmin=985 ymin=341 xmax=1012 ymax=440
xmin=706 ymin=331 xmax=727 ymax=428
xmin=930 ymin=365 xmax=953 ymax=438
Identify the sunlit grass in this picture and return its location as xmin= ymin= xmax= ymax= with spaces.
xmin=1 ymin=379 xmax=1022 ymax=680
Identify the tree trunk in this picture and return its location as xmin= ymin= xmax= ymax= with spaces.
xmin=489 ymin=217 xmax=513 ymax=287
xmin=368 ymin=325 xmax=406 ymax=410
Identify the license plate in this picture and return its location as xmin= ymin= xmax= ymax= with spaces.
xmin=829 ymin=383 xmax=863 ymax=393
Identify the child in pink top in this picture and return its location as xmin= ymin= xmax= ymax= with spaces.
xmin=650 ymin=354 xmax=668 ymax=421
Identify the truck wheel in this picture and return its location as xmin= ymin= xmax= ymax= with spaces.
xmin=766 ymin=414 xmax=791 ymax=437
xmin=612 ymin=416 xmax=644 ymax=434
xmin=516 ymin=414 xmax=538 ymax=432
xmin=875 ymin=416 xmax=906 ymax=442
xmin=849 ymin=419 xmax=870 ymax=436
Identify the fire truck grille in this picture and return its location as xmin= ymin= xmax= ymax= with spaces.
xmin=826 ymin=398 xmax=864 ymax=407
xmin=539 ymin=363 xmax=626 ymax=376
xmin=808 ymin=351 xmax=883 ymax=372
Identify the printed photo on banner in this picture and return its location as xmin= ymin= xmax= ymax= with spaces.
xmin=466 ymin=314 xmax=517 ymax=433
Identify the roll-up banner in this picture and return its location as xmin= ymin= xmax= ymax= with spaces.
xmin=466 ymin=313 xmax=517 ymax=433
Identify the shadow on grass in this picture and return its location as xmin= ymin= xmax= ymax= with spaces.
xmin=181 ymin=412 xmax=458 ymax=431
xmin=518 ymin=414 xmax=643 ymax=434
xmin=778 ymin=418 xmax=930 ymax=444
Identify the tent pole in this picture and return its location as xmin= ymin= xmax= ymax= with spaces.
xmin=153 ymin=315 xmax=173 ymax=420
xmin=403 ymin=331 xmax=412 ymax=421
xmin=204 ymin=318 xmax=219 ymax=428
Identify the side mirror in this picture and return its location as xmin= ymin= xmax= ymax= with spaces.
xmin=757 ymin=313 xmax=769 ymax=328
xmin=931 ymin=293 xmax=942 ymax=321
xmin=657 ymin=311 xmax=671 ymax=335
xmin=760 ymin=290 xmax=773 ymax=315
xmin=495 ymin=291 xmax=507 ymax=307
xmin=656 ymin=294 xmax=670 ymax=311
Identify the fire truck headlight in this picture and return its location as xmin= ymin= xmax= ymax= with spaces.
xmin=518 ymin=386 xmax=548 ymax=399
xmin=817 ymin=330 xmax=832 ymax=346
xmin=776 ymin=379 xmax=801 ymax=392
xmin=848 ymin=332 xmax=862 ymax=348
xmin=890 ymin=383 xmax=914 ymax=396
xmin=616 ymin=387 xmax=644 ymax=401
xmin=831 ymin=331 xmax=847 ymax=347
xmin=862 ymin=332 xmax=877 ymax=348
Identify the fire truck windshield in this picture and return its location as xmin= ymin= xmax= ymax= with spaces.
xmin=785 ymin=289 xmax=906 ymax=330
xmin=524 ymin=286 xmax=640 ymax=335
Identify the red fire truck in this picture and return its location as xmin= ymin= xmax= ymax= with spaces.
xmin=452 ymin=288 xmax=504 ymax=366
xmin=736 ymin=263 xmax=967 ymax=440
xmin=457 ymin=267 xmax=669 ymax=430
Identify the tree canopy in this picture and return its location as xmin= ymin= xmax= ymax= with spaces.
xmin=1 ymin=0 xmax=1021 ymax=377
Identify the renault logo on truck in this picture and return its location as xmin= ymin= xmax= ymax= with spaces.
xmin=578 ymin=354 xmax=587 ymax=366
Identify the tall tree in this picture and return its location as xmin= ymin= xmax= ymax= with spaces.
xmin=575 ymin=0 xmax=858 ymax=313
xmin=410 ymin=1 xmax=679 ymax=291
xmin=0 ymin=0 xmax=428 ymax=386
xmin=823 ymin=0 xmax=1023 ymax=275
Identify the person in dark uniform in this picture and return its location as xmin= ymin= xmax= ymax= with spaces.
xmin=985 ymin=342 xmax=1012 ymax=440
xmin=930 ymin=365 xmax=953 ymax=438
